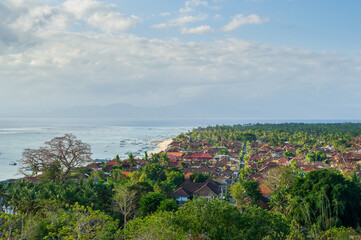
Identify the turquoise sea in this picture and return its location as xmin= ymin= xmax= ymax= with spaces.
xmin=1 ymin=118 xmax=360 ymax=181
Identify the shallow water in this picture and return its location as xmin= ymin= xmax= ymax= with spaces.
xmin=0 ymin=118 xmax=196 ymax=180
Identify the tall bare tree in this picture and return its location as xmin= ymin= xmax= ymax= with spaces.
xmin=20 ymin=134 xmax=93 ymax=179
xmin=113 ymin=184 xmax=137 ymax=228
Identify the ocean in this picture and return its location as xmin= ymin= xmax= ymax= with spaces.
xmin=1 ymin=118 xmax=360 ymax=181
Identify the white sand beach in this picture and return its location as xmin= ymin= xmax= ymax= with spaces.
xmin=151 ymin=139 xmax=173 ymax=154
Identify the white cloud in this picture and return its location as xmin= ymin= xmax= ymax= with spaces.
xmin=181 ymin=25 xmax=213 ymax=34
xmin=62 ymin=0 xmax=102 ymax=19
xmin=170 ymin=14 xmax=208 ymax=25
xmin=160 ymin=12 xmax=171 ymax=16
xmin=222 ymin=14 xmax=268 ymax=31
xmin=179 ymin=7 xmax=192 ymax=13
xmin=2 ymin=0 xmax=141 ymax=37
xmin=180 ymin=0 xmax=209 ymax=12
xmin=186 ymin=0 xmax=209 ymax=8
xmin=152 ymin=14 xmax=207 ymax=30
xmin=1 ymin=27 xmax=360 ymax=114
xmin=63 ymin=0 xmax=141 ymax=33
xmin=151 ymin=23 xmax=168 ymax=29
xmin=87 ymin=13 xmax=140 ymax=33
xmin=9 ymin=5 xmax=58 ymax=31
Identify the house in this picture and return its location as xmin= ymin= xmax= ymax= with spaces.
xmin=107 ymin=159 xmax=121 ymax=166
xmin=183 ymin=153 xmax=213 ymax=161
xmin=171 ymin=178 xmax=222 ymax=205
xmin=277 ymin=158 xmax=289 ymax=165
xmin=167 ymin=152 xmax=183 ymax=159
xmin=214 ymin=155 xmax=230 ymax=161
xmin=292 ymin=154 xmax=305 ymax=161
xmin=259 ymin=161 xmax=279 ymax=173
xmin=259 ymin=184 xmax=272 ymax=197
xmin=85 ymin=162 xmax=103 ymax=171
xmin=168 ymin=160 xmax=181 ymax=168
xmin=246 ymin=173 xmax=264 ymax=183
xmin=181 ymin=165 xmax=218 ymax=176
xmin=300 ymin=165 xmax=316 ymax=172
xmin=260 ymin=146 xmax=273 ymax=152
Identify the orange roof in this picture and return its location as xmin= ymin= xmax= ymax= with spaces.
xmin=278 ymin=158 xmax=288 ymax=164
xmin=259 ymin=184 xmax=272 ymax=196
xmin=184 ymin=173 xmax=193 ymax=179
xmin=167 ymin=152 xmax=183 ymax=157
xmin=121 ymin=171 xmax=130 ymax=177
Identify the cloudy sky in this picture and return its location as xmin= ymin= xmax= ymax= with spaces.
xmin=1 ymin=0 xmax=361 ymax=119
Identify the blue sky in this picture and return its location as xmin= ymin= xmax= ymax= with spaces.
xmin=0 ymin=0 xmax=360 ymax=118
xmin=114 ymin=0 xmax=361 ymax=51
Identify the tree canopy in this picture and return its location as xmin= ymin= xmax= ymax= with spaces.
xmin=289 ymin=169 xmax=361 ymax=230
xmin=20 ymin=134 xmax=93 ymax=181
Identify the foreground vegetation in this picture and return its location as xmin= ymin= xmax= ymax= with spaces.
xmin=1 ymin=123 xmax=361 ymax=239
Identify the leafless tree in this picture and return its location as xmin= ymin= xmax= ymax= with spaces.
xmin=19 ymin=134 xmax=93 ymax=179
xmin=113 ymin=184 xmax=137 ymax=228
xmin=20 ymin=147 xmax=51 ymax=176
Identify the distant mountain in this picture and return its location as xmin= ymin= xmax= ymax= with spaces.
xmin=41 ymin=102 xmax=225 ymax=118
xmin=7 ymin=100 xmax=361 ymax=120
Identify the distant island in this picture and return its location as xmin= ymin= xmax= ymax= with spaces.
xmin=1 ymin=122 xmax=361 ymax=239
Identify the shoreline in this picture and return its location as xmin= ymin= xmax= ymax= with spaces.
xmin=151 ymin=139 xmax=173 ymax=154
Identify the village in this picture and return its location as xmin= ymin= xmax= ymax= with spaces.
xmin=85 ymin=129 xmax=361 ymax=206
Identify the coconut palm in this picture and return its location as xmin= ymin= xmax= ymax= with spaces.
xmin=128 ymin=152 xmax=137 ymax=168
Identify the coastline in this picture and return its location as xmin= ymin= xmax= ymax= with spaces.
xmin=151 ymin=139 xmax=173 ymax=154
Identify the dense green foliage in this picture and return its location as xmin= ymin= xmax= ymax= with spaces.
xmin=189 ymin=172 xmax=210 ymax=182
xmin=306 ymin=150 xmax=326 ymax=162
xmin=242 ymin=180 xmax=262 ymax=205
xmin=181 ymin=123 xmax=361 ymax=150
xmin=289 ymin=169 xmax=361 ymax=230
xmin=139 ymin=192 xmax=165 ymax=217
xmin=125 ymin=197 xmax=290 ymax=240
xmin=1 ymin=178 xmax=113 ymax=215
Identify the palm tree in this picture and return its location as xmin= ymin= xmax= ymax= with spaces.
xmin=128 ymin=153 xmax=137 ymax=168
xmin=150 ymin=153 xmax=160 ymax=163
xmin=144 ymin=151 xmax=149 ymax=163
xmin=115 ymin=154 xmax=121 ymax=165
xmin=159 ymin=152 xmax=170 ymax=167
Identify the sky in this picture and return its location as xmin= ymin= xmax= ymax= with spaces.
xmin=0 ymin=0 xmax=361 ymax=119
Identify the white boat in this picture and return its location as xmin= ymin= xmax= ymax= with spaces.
xmin=9 ymin=161 xmax=17 ymax=166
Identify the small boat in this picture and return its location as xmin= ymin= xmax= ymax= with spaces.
xmin=9 ymin=162 xmax=17 ymax=166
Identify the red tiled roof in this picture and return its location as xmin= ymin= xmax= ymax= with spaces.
xmin=168 ymin=152 xmax=183 ymax=157
xmin=168 ymin=154 xmax=179 ymax=161
xmin=107 ymin=159 xmax=121 ymax=166
xmin=183 ymin=153 xmax=213 ymax=159
xmin=259 ymin=184 xmax=272 ymax=196
xmin=260 ymin=146 xmax=273 ymax=151
xmin=301 ymin=165 xmax=315 ymax=171
xmin=278 ymin=158 xmax=288 ymax=164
